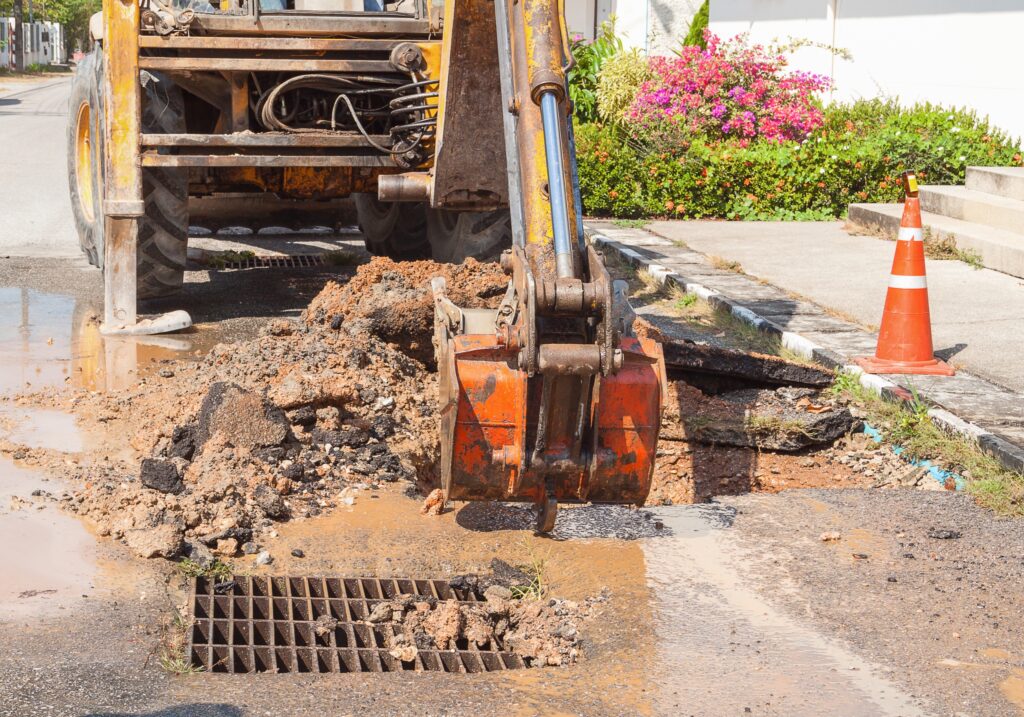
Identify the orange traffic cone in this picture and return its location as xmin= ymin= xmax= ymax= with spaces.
xmin=856 ymin=171 xmax=955 ymax=377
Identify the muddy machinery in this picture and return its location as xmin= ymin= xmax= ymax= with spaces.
xmin=68 ymin=0 xmax=666 ymax=528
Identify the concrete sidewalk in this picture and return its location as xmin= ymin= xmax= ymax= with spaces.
xmin=587 ymin=220 xmax=1024 ymax=473
xmin=645 ymin=220 xmax=1024 ymax=394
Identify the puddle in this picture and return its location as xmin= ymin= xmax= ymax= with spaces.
xmin=0 ymin=457 xmax=97 ymax=620
xmin=0 ymin=407 xmax=83 ymax=452
xmin=0 ymin=287 xmax=217 ymax=395
xmin=244 ymin=489 xmax=657 ymax=714
xmin=641 ymin=504 xmax=928 ymax=716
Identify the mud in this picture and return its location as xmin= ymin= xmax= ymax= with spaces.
xmin=0 ymin=456 xmax=97 ymax=619
xmin=0 ymin=256 xmax=947 ymax=566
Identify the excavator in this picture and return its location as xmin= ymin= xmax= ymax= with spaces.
xmin=67 ymin=0 xmax=666 ymax=531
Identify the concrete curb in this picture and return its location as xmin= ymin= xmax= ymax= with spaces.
xmin=588 ymin=227 xmax=1024 ymax=476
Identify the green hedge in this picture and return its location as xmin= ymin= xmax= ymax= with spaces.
xmin=577 ymin=100 xmax=1024 ymax=220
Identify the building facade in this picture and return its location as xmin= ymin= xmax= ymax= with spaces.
xmin=1 ymin=19 xmax=65 ymax=70
xmin=566 ymin=0 xmax=701 ymax=55
xmin=710 ymin=1 xmax=1024 ymax=140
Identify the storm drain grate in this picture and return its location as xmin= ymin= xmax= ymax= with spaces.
xmin=219 ymin=255 xmax=327 ymax=270
xmin=188 ymin=576 xmax=528 ymax=674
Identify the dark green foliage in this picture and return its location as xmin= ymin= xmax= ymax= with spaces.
xmin=568 ymin=21 xmax=623 ymax=124
xmin=577 ymin=100 xmax=1024 ymax=220
xmin=683 ymin=0 xmax=710 ymax=50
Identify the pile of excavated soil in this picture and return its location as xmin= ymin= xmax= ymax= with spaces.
xmin=1 ymin=256 xmax=935 ymax=560
xmin=27 ymin=258 xmax=507 ymax=560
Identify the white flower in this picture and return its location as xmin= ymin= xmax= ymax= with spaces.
xmin=937 ymin=146 xmax=945 ymax=151
xmin=950 ymin=127 xmax=961 ymax=133
xmin=947 ymin=114 xmax=954 ymax=120
xmin=831 ymin=155 xmax=838 ymax=160
xmin=819 ymin=168 xmax=826 ymax=174
xmin=895 ymin=131 xmax=901 ymax=136
xmin=959 ymin=155 xmax=966 ymax=161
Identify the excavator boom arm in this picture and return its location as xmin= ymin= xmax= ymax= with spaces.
xmin=432 ymin=0 xmax=666 ymax=531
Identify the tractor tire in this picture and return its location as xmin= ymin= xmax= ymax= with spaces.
xmin=136 ymin=70 xmax=189 ymax=299
xmin=67 ymin=51 xmax=104 ymax=267
xmin=426 ymin=208 xmax=512 ymax=264
xmin=353 ymin=194 xmax=430 ymax=260
xmin=67 ymin=52 xmax=189 ymax=299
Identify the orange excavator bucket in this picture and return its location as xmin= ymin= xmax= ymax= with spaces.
xmin=433 ymin=247 xmax=667 ymax=531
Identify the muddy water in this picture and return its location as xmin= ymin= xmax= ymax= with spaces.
xmin=642 ymin=505 xmax=928 ymax=716
xmin=235 ymin=489 xmax=933 ymax=715
xmin=0 ymin=287 xmax=217 ymax=395
xmin=251 ymin=490 xmax=660 ymax=715
xmin=0 ymin=457 xmax=97 ymax=620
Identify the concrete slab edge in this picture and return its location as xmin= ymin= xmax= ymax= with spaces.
xmin=588 ymin=228 xmax=1024 ymax=476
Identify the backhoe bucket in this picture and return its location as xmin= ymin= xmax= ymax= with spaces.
xmin=435 ymin=322 xmax=665 ymax=509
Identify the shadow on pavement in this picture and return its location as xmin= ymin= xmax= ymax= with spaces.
xmin=935 ymin=342 xmax=968 ymax=362
xmin=84 ymin=706 xmax=242 ymax=717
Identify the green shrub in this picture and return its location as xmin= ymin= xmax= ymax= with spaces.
xmin=568 ymin=20 xmax=623 ymax=124
xmin=577 ymin=100 xmax=1024 ymax=220
xmin=596 ymin=49 xmax=653 ymax=125
xmin=682 ymin=0 xmax=709 ymax=51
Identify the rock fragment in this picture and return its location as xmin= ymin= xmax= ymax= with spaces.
xmin=139 ymin=458 xmax=184 ymax=495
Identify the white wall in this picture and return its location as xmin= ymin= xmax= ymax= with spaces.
xmin=710 ymin=0 xmax=1024 ymax=141
xmin=0 ymin=19 xmax=10 ymax=70
xmin=566 ymin=0 xmax=698 ymax=51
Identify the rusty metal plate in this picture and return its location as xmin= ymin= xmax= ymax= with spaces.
xmin=188 ymin=576 xmax=527 ymax=674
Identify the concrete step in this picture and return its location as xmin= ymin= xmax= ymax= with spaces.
xmin=848 ymin=203 xmax=1024 ymax=279
xmin=919 ymin=184 xmax=1024 ymax=235
xmin=966 ymin=166 xmax=1024 ymax=202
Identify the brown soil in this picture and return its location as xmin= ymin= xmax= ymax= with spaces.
xmin=0 ymin=256 xmax=937 ymax=563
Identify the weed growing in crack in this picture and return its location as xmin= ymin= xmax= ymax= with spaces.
xmin=613 ymin=219 xmax=650 ymax=229
xmin=922 ymin=229 xmax=984 ymax=269
xmin=510 ymin=543 xmax=551 ymax=601
xmin=831 ymin=371 xmax=1024 ymax=516
xmin=709 ymin=256 xmax=744 ymax=274
xmin=157 ymin=609 xmax=203 ymax=676
xmin=177 ymin=558 xmax=234 ymax=582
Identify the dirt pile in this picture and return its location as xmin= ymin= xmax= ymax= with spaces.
xmin=304 ymin=257 xmax=507 ymax=364
xmin=374 ymin=560 xmax=604 ymax=668
xmin=56 ymin=257 xmax=508 ymax=559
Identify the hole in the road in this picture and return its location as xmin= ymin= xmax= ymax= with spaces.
xmin=188 ymin=576 xmax=527 ymax=674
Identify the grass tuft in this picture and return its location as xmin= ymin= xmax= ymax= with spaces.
xmin=923 ymin=230 xmax=983 ymax=269
xmin=709 ymin=255 xmax=744 ymax=273
xmin=832 ymin=371 xmax=1024 ymax=516
xmin=613 ymin=219 xmax=650 ymax=229
xmin=177 ymin=558 xmax=234 ymax=582
xmin=510 ymin=543 xmax=550 ymax=601
xmin=157 ymin=609 xmax=204 ymax=676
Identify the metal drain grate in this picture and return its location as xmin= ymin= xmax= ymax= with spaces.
xmin=188 ymin=576 xmax=528 ymax=674
xmin=220 ymin=255 xmax=327 ymax=270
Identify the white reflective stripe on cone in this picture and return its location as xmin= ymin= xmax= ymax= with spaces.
xmin=889 ymin=274 xmax=928 ymax=289
xmin=898 ymin=227 xmax=924 ymax=242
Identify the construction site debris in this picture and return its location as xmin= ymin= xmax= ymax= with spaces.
xmin=662 ymin=383 xmax=859 ymax=452
xmin=1 ymin=256 xmax=933 ymax=558
xmin=663 ymin=339 xmax=834 ymax=389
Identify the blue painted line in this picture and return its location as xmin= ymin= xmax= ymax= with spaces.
xmin=862 ymin=423 xmax=965 ymax=490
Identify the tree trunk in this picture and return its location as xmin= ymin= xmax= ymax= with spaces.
xmin=11 ymin=0 xmax=22 ymax=70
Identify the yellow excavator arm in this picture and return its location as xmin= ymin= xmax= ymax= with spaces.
xmin=431 ymin=0 xmax=666 ymax=531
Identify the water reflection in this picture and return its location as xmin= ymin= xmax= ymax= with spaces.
xmin=0 ymin=287 xmax=207 ymax=395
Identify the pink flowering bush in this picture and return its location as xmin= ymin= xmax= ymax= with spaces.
xmin=627 ymin=33 xmax=831 ymax=149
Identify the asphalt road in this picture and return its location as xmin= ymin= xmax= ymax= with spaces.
xmin=0 ymin=77 xmax=81 ymax=257
xmin=1 ymin=72 xmax=1023 ymax=717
